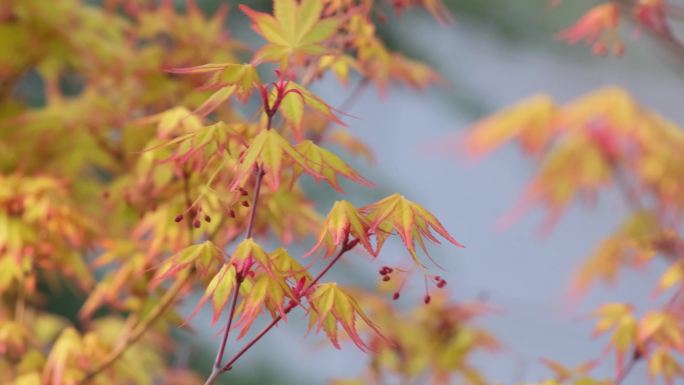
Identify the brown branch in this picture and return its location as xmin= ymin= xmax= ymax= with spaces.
xmin=204 ymin=162 xmax=265 ymax=385
xmin=79 ymin=270 xmax=192 ymax=384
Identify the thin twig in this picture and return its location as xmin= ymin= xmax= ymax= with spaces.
xmin=204 ymin=105 xmax=274 ymax=385
xmin=204 ymin=284 xmax=242 ymax=385
xmin=204 ymin=163 xmax=265 ymax=385
xmin=182 ymin=169 xmax=195 ymax=237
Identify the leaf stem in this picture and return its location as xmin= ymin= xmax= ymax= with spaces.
xmin=244 ymin=166 xmax=264 ymax=239
xmin=204 ymin=282 xmax=242 ymax=385
xmin=182 ymin=169 xmax=195 ymax=237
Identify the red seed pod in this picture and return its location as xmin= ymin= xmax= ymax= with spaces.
xmin=204 ymin=215 xmax=211 ymax=223
xmin=239 ymin=188 xmax=248 ymax=196
xmin=423 ymin=295 xmax=431 ymax=304
xmin=382 ymin=275 xmax=390 ymax=282
xmin=379 ymin=268 xmax=386 ymax=275
xmin=433 ymin=275 xmax=441 ymax=281
xmin=193 ymin=219 xmax=201 ymax=228
xmin=385 ymin=267 xmax=393 ymax=274
xmin=392 ymin=292 xmax=400 ymax=300
xmin=241 ymin=201 xmax=249 ymax=207
xmin=228 ymin=209 xmax=236 ymax=218
xmin=174 ymin=214 xmax=184 ymax=223
xmin=437 ymin=280 xmax=446 ymax=288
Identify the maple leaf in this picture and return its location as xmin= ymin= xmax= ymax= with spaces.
xmin=571 ymin=212 xmax=660 ymax=297
xmin=307 ymin=200 xmax=374 ymax=258
xmin=294 ymin=140 xmax=373 ymax=192
xmin=463 ymin=94 xmax=557 ymax=158
xmin=230 ymin=238 xmax=276 ymax=277
xmin=649 ymin=348 xmax=684 ymax=385
xmin=592 ymin=303 xmax=638 ymax=373
xmin=638 ymin=311 xmax=684 ymax=350
xmin=134 ymin=106 xmax=204 ymax=139
xmin=196 ymin=263 xmax=238 ymax=323
xmin=501 ymin=130 xmax=615 ymax=233
xmin=557 ymin=2 xmax=623 ymax=55
xmin=230 ymin=128 xmax=315 ymax=191
xmin=658 ymin=261 xmax=684 ymax=295
xmin=235 ymin=273 xmax=294 ymax=337
xmin=168 ymin=62 xmax=261 ymax=103
xmin=269 ymin=247 xmax=312 ymax=282
xmin=317 ymin=54 xmax=360 ymax=86
xmin=240 ymin=0 xmax=340 ymax=68
xmin=194 ymin=85 xmax=237 ymax=118
xmin=275 ymin=81 xmax=344 ymax=139
xmin=306 ymin=283 xmax=383 ymax=352
xmin=151 ymin=241 xmax=224 ymax=285
xmin=362 ymin=194 xmax=464 ymax=267
xmin=152 ymin=121 xmax=243 ymax=171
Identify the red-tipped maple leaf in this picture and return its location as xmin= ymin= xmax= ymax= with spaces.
xmin=306 ymin=283 xmax=383 ymax=352
xmin=362 ymin=194 xmax=464 ymax=267
xmin=230 ymin=128 xmax=315 ymax=190
xmin=196 ymin=263 xmax=238 ymax=323
xmin=307 ymin=200 xmax=374 ymax=258
xmin=276 ymin=82 xmax=344 ymax=138
xmin=230 ymin=238 xmax=276 ymax=277
xmin=235 ymin=273 xmax=294 ymax=338
xmin=168 ymin=62 xmax=261 ymax=103
xmin=151 ymin=241 xmax=224 ymax=286
xmin=557 ymin=2 xmax=623 ymax=55
xmin=294 ymin=140 xmax=373 ymax=192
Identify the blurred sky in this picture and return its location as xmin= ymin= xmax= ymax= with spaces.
xmin=186 ymin=3 xmax=684 ymax=385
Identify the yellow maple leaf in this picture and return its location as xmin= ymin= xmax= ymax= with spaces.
xmin=240 ymin=0 xmax=340 ymax=68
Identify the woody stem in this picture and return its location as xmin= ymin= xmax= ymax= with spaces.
xmin=204 ymin=102 xmax=276 ymax=385
xmin=204 ymin=165 xmax=265 ymax=385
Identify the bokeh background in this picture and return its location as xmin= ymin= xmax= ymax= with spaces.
xmin=14 ymin=1 xmax=684 ymax=384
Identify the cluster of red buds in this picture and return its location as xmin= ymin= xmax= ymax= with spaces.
xmin=378 ymin=266 xmax=394 ymax=282
xmin=174 ymin=205 xmax=211 ymax=229
xmin=433 ymin=275 xmax=447 ymax=289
